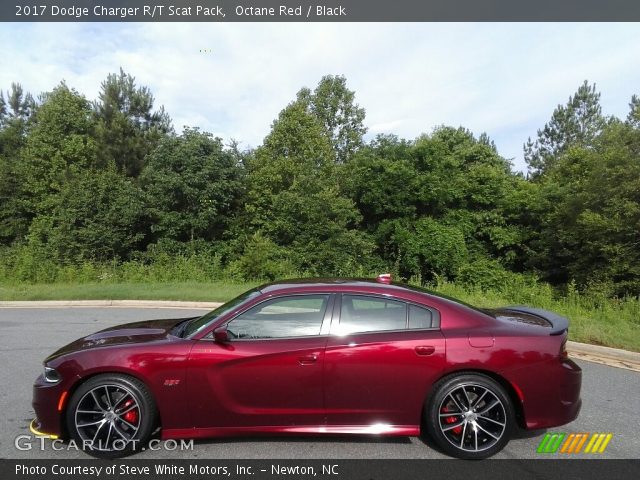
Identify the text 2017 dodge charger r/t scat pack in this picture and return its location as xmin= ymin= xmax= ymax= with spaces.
xmin=31 ymin=275 xmax=581 ymax=459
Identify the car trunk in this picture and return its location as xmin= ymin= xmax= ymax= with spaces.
xmin=487 ymin=306 xmax=569 ymax=336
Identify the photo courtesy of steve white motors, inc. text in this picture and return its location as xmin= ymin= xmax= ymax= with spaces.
xmin=14 ymin=463 xmax=340 ymax=477
xmin=14 ymin=4 xmax=348 ymax=19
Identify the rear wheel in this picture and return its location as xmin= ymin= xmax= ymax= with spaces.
xmin=65 ymin=374 xmax=157 ymax=458
xmin=425 ymin=373 xmax=514 ymax=459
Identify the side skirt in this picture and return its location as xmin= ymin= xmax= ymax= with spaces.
xmin=161 ymin=424 xmax=420 ymax=440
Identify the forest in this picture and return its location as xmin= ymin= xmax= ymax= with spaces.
xmin=0 ymin=71 xmax=639 ymax=349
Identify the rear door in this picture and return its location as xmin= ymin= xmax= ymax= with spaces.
xmin=324 ymin=294 xmax=446 ymax=429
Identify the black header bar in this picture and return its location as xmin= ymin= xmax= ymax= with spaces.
xmin=4 ymin=0 xmax=640 ymax=22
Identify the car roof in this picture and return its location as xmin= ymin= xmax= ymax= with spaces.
xmin=258 ymin=277 xmax=408 ymax=293
xmin=256 ymin=278 xmax=483 ymax=313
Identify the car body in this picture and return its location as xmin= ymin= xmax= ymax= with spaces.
xmin=31 ymin=276 xmax=582 ymax=458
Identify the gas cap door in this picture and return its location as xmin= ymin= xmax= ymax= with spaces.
xmin=468 ymin=331 xmax=494 ymax=348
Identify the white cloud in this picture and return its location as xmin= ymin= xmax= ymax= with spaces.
xmin=1 ymin=22 xmax=638 ymax=171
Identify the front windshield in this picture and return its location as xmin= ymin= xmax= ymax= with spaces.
xmin=183 ymin=288 xmax=261 ymax=337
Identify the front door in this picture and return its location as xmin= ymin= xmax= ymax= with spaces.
xmin=187 ymin=294 xmax=333 ymax=429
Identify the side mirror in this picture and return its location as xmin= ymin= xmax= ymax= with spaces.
xmin=213 ymin=326 xmax=229 ymax=343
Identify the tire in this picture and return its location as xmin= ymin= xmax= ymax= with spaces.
xmin=425 ymin=373 xmax=514 ymax=459
xmin=65 ymin=373 xmax=157 ymax=458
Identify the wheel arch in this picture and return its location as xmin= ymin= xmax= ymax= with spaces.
xmin=59 ymin=369 xmax=161 ymax=439
xmin=424 ymin=368 xmax=526 ymax=429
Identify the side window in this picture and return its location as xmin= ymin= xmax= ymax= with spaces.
xmin=338 ymin=295 xmax=407 ymax=334
xmin=226 ymin=295 xmax=329 ymax=339
xmin=409 ymin=304 xmax=433 ymax=329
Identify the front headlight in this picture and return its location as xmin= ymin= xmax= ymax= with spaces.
xmin=43 ymin=366 xmax=61 ymax=383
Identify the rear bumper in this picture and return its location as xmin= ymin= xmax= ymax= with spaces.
xmin=524 ymin=358 xmax=582 ymax=430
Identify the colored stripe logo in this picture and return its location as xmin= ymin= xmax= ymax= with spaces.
xmin=537 ymin=433 xmax=612 ymax=454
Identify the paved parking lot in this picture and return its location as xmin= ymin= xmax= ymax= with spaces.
xmin=1 ymin=307 xmax=638 ymax=459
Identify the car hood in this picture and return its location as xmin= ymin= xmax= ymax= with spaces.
xmin=45 ymin=317 xmax=196 ymax=362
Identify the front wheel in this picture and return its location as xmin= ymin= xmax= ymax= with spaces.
xmin=66 ymin=374 xmax=157 ymax=458
xmin=425 ymin=373 xmax=515 ymax=459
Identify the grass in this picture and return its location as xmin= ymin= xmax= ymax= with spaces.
xmin=0 ymin=280 xmax=638 ymax=352
xmin=0 ymin=282 xmax=259 ymax=302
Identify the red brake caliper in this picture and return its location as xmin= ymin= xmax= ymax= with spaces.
xmin=441 ymin=405 xmax=462 ymax=435
xmin=121 ymin=399 xmax=138 ymax=425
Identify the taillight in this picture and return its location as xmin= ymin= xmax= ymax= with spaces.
xmin=560 ymin=339 xmax=568 ymax=358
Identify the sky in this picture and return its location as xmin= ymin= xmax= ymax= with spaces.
xmin=1 ymin=22 xmax=639 ymax=171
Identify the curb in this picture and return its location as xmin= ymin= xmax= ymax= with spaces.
xmin=567 ymin=341 xmax=640 ymax=372
xmin=567 ymin=341 xmax=640 ymax=364
xmin=1 ymin=300 xmax=638 ymax=371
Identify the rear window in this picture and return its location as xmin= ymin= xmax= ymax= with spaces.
xmin=339 ymin=295 xmax=407 ymax=334
xmin=337 ymin=295 xmax=440 ymax=334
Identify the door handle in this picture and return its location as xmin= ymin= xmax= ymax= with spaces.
xmin=415 ymin=346 xmax=435 ymax=356
xmin=298 ymin=354 xmax=318 ymax=365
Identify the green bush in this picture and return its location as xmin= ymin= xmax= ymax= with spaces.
xmin=455 ymin=258 xmax=510 ymax=290
xmin=224 ymin=232 xmax=298 ymax=281
xmin=0 ymin=241 xmax=226 ymax=284
xmin=392 ymin=218 xmax=468 ymax=280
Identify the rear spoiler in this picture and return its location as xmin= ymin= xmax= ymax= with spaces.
xmin=503 ymin=306 xmax=569 ymax=336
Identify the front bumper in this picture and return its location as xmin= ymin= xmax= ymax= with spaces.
xmin=29 ymin=418 xmax=59 ymax=439
xmin=32 ymin=373 xmax=67 ymax=438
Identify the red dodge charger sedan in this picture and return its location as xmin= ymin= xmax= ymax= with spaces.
xmin=31 ymin=276 xmax=582 ymax=459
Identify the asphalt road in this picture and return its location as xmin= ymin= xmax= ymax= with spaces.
xmin=0 ymin=307 xmax=638 ymax=459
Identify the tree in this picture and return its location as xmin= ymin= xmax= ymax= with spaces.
xmin=628 ymin=94 xmax=640 ymax=127
xmin=0 ymin=83 xmax=37 ymax=159
xmin=93 ymin=68 xmax=172 ymax=176
xmin=0 ymin=83 xmax=36 ymax=125
xmin=342 ymin=126 xmax=528 ymax=279
xmin=225 ymin=232 xmax=296 ymax=281
xmin=0 ymin=153 xmax=29 ymax=244
xmin=243 ymin=100 xmax=374 ymax=275
xmin=296 ymin=75 xmax=367 ymax=163
xmin=411 ymin=127 xmax=509 ymax=216
xmin=140 ymin=128 xmax=243 ymax=243
xmin=15 ymin=84 xmax=97 ymax=228
xmin=27 ymin=167 xmax=147 ymax=263
xmin=245 ymin=100 xmax=335 ymax=229
xmin=381 ymin=217 xmax=468 ymax=281
xmin=525 ymin=81 xmax=605 ymax=177
xmin=342 ymin=134 xmax=417 ymax=229
xmin=531 ymin=120 xmax=640 ymax=294
xmin=0 ymin=83 xmax=39 ymax=243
